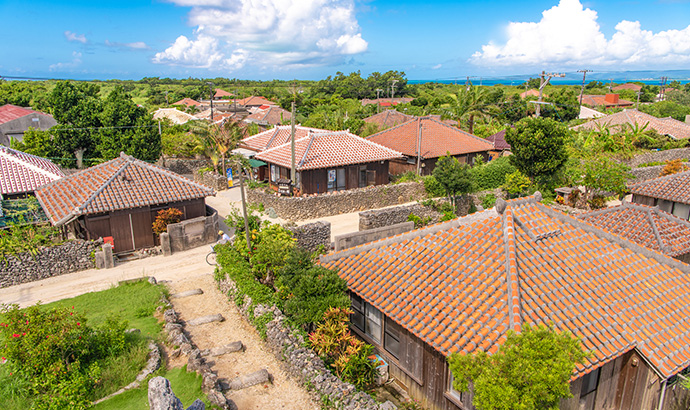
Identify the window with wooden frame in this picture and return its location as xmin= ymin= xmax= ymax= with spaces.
xmin=384 ymin=317 xmax=423 ymax=382
xmin=446 ymin=370 xmax=467 ymax=404
xmin=350 ymin=293 xmax=381 ymax=343
xmin=580 ymin=367 xmax=600 ymax=398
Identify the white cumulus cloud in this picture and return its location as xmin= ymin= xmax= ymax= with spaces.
xmin=471 ymin=0 xmax=690 ymax=68
xmin=49 ymin=51 xmax=83 ymax=71
xmin=153 ymin=0 xmax=368 ymax=71
xmin=105 ymin=40 xmax=150 ymax=50
xmin=64 ymin=31 xmax=87 ymax=44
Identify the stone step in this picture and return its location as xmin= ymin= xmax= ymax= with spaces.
xmin=220 ymin=369 xmax=272 ymax=392
xmin=170 ymin=288 xmax=204 ymax=299
xmin=186 ymin=314 xmax=225 ymax=326
xmin=200 ymin=341 xmax=244 ymax=357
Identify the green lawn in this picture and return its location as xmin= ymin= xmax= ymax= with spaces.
xmin=0 ymin=280 xmax=212 ymax=409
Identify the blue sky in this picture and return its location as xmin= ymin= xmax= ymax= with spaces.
xmin=2 ymin=0 xmax=690 ymax=81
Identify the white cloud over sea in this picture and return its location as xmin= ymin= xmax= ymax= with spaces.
xmin=153 ymin=0 xmax=368 ymax=71
xmin=471 ymin=0 xmax=690 ymax=68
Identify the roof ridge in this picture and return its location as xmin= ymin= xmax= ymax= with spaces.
xmin=320 ymin=209 xmax=498 ymax=264
xmin=0 ymin=148 xmax=63 ymax=180
xmin=131 ymin=154 xmax=216 ymax=195
xmin=264 ymin=126 xmax=283 ymax=150
xmin=298 ymin=131 xmax=317 ymax=168
xmin=365 ymin=115 xmax=415 ymax=140
xmin=645 ymin=207 xmax=668 ymax=253
xmin=502 ymin=208 xmax=522 ymax=333
xmin=630 ymin=169 xmax=690 ymax=190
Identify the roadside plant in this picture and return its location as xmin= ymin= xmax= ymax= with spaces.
xmin=151 ymin=207 xmax=183 ymax=236
xmin=502 ymin=170 xmax=531 ymax=198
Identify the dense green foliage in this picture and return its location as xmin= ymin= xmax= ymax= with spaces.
xmin=469 ymin=156 xmax=517 ymax=191
xmin=448 ymin=324 xmax=587 ymax=410
xmin=432 ymin=154 xmax=474 ymax=207
xmin=423 ymin=175 xmax=446 ymax=198
xmin=505 ymin=118 xmax=569 ymax=183
xmin=0 ymin=222 xmax=61 ymax=261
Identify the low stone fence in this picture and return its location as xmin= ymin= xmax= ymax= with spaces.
xmin=359 ymin=203 xmax=442 ymax=231
xmin=217 ymin=278 xmax=391 ymax=410
xmin=623 ymin=147 xmax=690 ymax=168
xmin=247 ymin=182 xmax=427 ymax=221
xmin=287 ymin=221 xmax=331 ymax=252
xmin=630 ymin=165 xmax=663 ymax=184
xmin=194 ymin=171 xmax=227 ymax=191
xmin=161 ymin=213 xmax=219 ymax=255
xmin=0 ymin=239 xmax=102 ymax=288
xmin=157 ymin=157 xmax=212 ymax=175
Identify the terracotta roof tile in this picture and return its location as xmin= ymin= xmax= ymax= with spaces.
xmin=630 ymin=170 xmax=690 ymax=205
xmin=366 ymin=117 xmax=493 ymax=158
xmin=363 ymin=110 xmax=416 ymax=129
xmin=240 ymin=125 xmax=330 ymax=152
xmin=243 ymin=106 xmax=292 ymax=127
xmin=34 ymin=152 xmax=214 ymax=225
xmin=572 ymin=109 xmax=690 ymax=139
xmin=485 ymin=129 xmax=511 ymax=150
xmin=0 ymin=146 xmax=64 ymax=195
xmin=0 ymin=104 xmax=49 ymax=124
xmin=255 ymin=130 xmax=403 ymax=171
xmin=322 ymin=195 xmax=690 ymax=379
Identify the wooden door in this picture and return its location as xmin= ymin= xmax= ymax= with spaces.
xmin=130 ymin=209 xmax=154 ymax=249
xmin=614 ymin=351 xmax=643 ymax=410
xmin=85 ymin=214 xmax=111 ymax=241
xmin=109 ymin=212 xmax=134 ymax=253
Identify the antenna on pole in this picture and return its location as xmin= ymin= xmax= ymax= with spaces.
xmin=535 ymin=71 xmax=565 ymax=118
xmin=577 ymin=69 xmax=592 ymax=112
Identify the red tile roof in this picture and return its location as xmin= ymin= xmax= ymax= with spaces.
xmin=35 ymin=152 xmax=214 ymax=225
xmin=519 ymin=89 xmax=541 ymax=99
xmin=240 ymin=125 xmax=330 ymax=152
xmin=322 ymin=195 xmax=690 ymax=379
xmin=630 ymin=170 xmax=690 ymax=205
xmin=486 ymin=129 xmax=511 ymax=151
xmin=361 ymin=98 xmax=413 ymax=106
xmin=172 ymin=98 xmax=201 ymax=107
xmin=255 ymin=130 xmax=403 ymax=171
xmin=0 ymin=147 xmax=64 ymax=195
xmin=0 ymin=104 xmax=48 ymax=124
xmin=366 ymin=117 xmax=493 ymax=159
xmin=236 ymin=96 xmax=275 ymax=107
xmin=579 ymin=94 xmax=634 ymax=108
xmin=363 ymin=110 xmax=416 ymax=129
xmin=580 ymin=202 xmax=690 ymax=257
xmin=243 ymin=106 xmax=291 ymax=127
xmin=572 ymin=109 xmax=690 ymax=140
xmin=214 ymin=89 xmax=233 ymax=98
xmin=612 ymin=83 xmax=643 ymax=92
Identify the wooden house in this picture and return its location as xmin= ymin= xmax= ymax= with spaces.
xmin=366 ymin=117 xmax=493 ymax=176
xmin=254 ymin=130 xmax=403 ymax=195
xmin=321 ymin=194 xmax=690 ymax=410
xmin=572 ymin=109 xmax=690 ymax=140
xmin=630 ymin=170 xmax=690 ymax=219
xmin=0 ymin=104 xmax=57 ymax=146
xmin=35 ymin=152 xmax=214 ymax=253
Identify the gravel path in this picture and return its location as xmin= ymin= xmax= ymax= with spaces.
xmin=168 ymin=274 xmax=319 ymax=410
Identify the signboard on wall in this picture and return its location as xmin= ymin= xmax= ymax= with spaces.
xmin=226 ymin=168 xmax=233 ymax=188
xmin=278 ymin=179 xmax=292 ymax=196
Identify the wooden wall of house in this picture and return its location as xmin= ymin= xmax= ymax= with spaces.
xmin=271 ymin=161 xmax=390 ymax=195
xmin=390 ymin=152 xmax=490 ymax=176
xmin=632 ymin=194 xmax=656 ymax=207
xmin=560 ymin=350 xmax=662 ymax=410
xmin=80 ymin=198 xmax=206 ymax=253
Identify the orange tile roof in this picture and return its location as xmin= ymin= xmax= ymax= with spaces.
xmin=361 ymin=98 xmax=413 ymax=106
xmin=172 ymin=98 xmax=201 ymax=107
xmin=0 ymin=146 xmax=64 ymax=195
xmin=236 ymin=96 xmax=275 ymax=107
xmin=363 ymin=110 xmax=416 ymax=129
xmin=366 ymin=117 xmax=493 ymax=159
xmin=630 ymin=170 xmax=690 ymax=205
xmin=519 ymin=89 xmax=541 ymax=99
xmin=572 ymin=109 xmax=690 ymax=140
xmin=35 ymin=152 xmax=214 ymax=225
xmin=255 ymin=130 xmax=403 ymax=171
xmin=322 ymin=195 xmax=690 ymax=379
xmin=214 ymin=88 xmax=233 ymax=98
xmin=240 ymin=125 xmax=330 ymax=152
xmin=579 ymin=94 xmax=634 ymax=108
xmin=580 ymin=202 xmax=690 ymax=257
xmin=0 ymin=104 xmax=50 ymax=124
xmin=243 ymin=106 xmax=291 ymax=127
xmin=613 ymin=83 xmax=643 ymax=92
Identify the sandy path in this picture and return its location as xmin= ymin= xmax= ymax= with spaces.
xmin=168 ymin=274 xmax=318 ymax=410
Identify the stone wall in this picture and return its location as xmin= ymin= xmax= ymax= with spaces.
xmin=162 ymin=213 xmax=218 ymax=255
xmin=359 ymin=203 xmax=442 ymax=231
xmin=247 ymin=182 xmax=427 ymax=221
xmin=157 ymin=157 xmax=212 ymax=175
xmin=0 ymin=239 xmax=102 ymax=288
xmin=217 ymin=278 xmax=391 ymax=410
xmin=287 ymin=221 xmax=331 ymax=252
xmin=630 ymin=165 xmax=663 ymax=184
xmin=194 ymin=171 xmax=228 ymax=191
xmin=624 ymin=147 xmax=690 ymax=168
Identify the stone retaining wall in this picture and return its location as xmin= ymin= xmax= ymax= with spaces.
xmin=194 ymin=171 xmax=228 ymax=191
xmin=161 ymin=213 xmax=219 ymax=255
xmin=288 ymin=221 xmax=331 ymax=252
xmin=623 ymin=147 xmax=690 ymax=168
xmin=218 ymin=278 xmax=392 ymax=410
xmin=247 ymin=182 xmax=427 ymax=221
xmin=0 ymin=239 xmax=102 ymax=288
xmin=359 ymin=203 xmax=442 ymax=231
xmin=157 ymin=157 xmax=212 ymax=175
xmin=630 ymin=165 xmax=663 ymax=184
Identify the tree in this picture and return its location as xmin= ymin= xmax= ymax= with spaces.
xmin=448 ymin=324 xmax=587 ymax=410
xmin=502 ymin=170 xmax=531 ymax=198
xmin=543 ymin=88 xmax=579 ymax=122
xmin=505 ymin=118 xmax=569 ymax=184
xmin=574 ymin=157 xmax=631 ymax=200
xmin=445 ymin=86 xmax=492 ymax=134
xmin=206 ymin=120 xmax=246 ymax=174
xmin=432 ymin=154 xmax=474 ymax=209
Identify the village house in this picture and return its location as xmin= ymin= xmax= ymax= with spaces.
xmin=366 ymin=117 xmax=493 ymax=175
xmin=213 ymin=88 xmax=234 ymax=100
xmin=579 ymin=201 xmax=690 ymax=263
xmin=579 ymin=94 xmax=634 ymax=109
xmin=572 ymin=109 xmax=690 ymax=140
xmin=235 ymin=96 xmax=276 ymax=110
xmin=0 ymin=146 xmax=65 ymax=198
xmin=172 ymin=97 xmax=201 ymax=108
xmin=153 ymin=108 xmax=197 ymax=125
xmin=518 ymin=89 xmax=542 ymax=99
xmin=320 ymin=194 xmax=690 ymax=410
xmin=243 ymin=106 xmax=291 ymax=130
xmin=361 ymin=97 xmax=414 ymax=107
xmin=254 ymin=130 xmax=402 ymax=195
xmin=629 ymin=170 xmax=690 ymax=220
xmin=35 ymin=152 xmax=215 ymax=253
xmin=485 ymin=129 xmax=511 ymax=156
xmin=363 ymin=110 xmax=416 ymax=130
xmin=612 ymin=83 xmax=643 ymax=92
xmin=0 ymin=104 xmax=57 ymax=146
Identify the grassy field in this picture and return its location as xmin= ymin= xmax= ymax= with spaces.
xmin=0 ymin=280 xmax=212 ymax=409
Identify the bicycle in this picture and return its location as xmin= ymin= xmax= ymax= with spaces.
xmin=206 ymin=250 xmax=217 ymax=266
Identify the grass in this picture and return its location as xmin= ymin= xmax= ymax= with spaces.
xmin=0 ymin=280 xmax=171 ymax=409
xmin=92 ymin=366 xmax=212 ymax=410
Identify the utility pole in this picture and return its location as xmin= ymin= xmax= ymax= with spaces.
xmin=207 ymin=82 xmax=214 ymax=123
xmin=391 ymin=80 xmax=399 ymax=100
xmin=416 ymin=117 xmax=422 ymax=176
xmin=608 ymin=78 xmax=613 ymax=92
xmin=290 ymin=101 xmax=296 ymax=190
xmin=659 ymin=76 xmax=668 ymax=101
xmin=577 ymin=69 xmax=592 ymax=112
xmin=636 ymin=91 xmax=641 ymax=110
xmin=536 ymin=71 xmax=565 ymax=117
xmin=165 ymin=90 xmax=169 ymax=106
xmin=376 ymin=89 xmax=383 ymax=113
xmin=238 ymin=164 xmax=251 ymax=250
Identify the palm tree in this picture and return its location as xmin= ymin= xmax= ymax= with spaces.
xmin=207 ymin=120 xmax=246 ymax=174
xmin=444 ymin=86 xmax=493 ymax=135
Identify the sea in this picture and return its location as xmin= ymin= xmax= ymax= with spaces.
xmin=408 ymin=69 xmax=690 ymax=86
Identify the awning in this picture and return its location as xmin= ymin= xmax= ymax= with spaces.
xmin=248 ymin=159 xmax=267 ymax=168
xmin=232 ymin=148 xmax=257 ymax=158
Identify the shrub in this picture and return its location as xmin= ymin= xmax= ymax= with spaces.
xmin=225 ymin=206 xmax=261 ymax=235
xmin=309 ymin=307 xmax=378 ymax=389
xmin=0 ymin=305 xmax=128 ymax=410
xmin=151 ymin=208 xmax=183 ymax=236
xmin=393 ymin=171 xmax=421 ymax=184
xmin=568 ymin=189 xmax=580 ymax=208
xmin=423 ymin=175 xmax=445 ymax=198
xmin=661 ymin=159 xmax=687 ymax=176
xmin=589 ymin=195 xmax=607 ymax=209
xmin=480 ymin=193 xmax=496 ymax=209
xmin=502 ymin=170 xmax=531 ymax=198
xmin=470 ymin=156 xmax=517 ymax=191
xmin=408 ymin=213 xmax=431 ymax=228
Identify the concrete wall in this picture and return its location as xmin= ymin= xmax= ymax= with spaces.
xmin=247 ymin=182 xmax=427 ymax=221
xmin=163 ymin=213 xmax=218 ymax=254
xmin=0 ymin=239 xmax=102 ymax=288
xmin=335 ymin=222 xmax=414 ymax=251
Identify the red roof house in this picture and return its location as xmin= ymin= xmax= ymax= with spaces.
xmin=572 ymin=109 xmax=690 ymax=140
xmin=363 ymin=110 xmax=416 ymax=130
xmin=0 ymin=146 xmax=64 ymax=197
xmin=0 ymin=104 xmax=57 ymax=146
xmin=485 ymin=129 xmax=511 ymax=152
xmin=361 ymin=98 xmax=414 ymax=107
xmin=612 ymin=83 xmax=643 ymax=92
xmin=172 ymin=98 xmax=201 ymax=107
xmin=236 ymin=96 xmax=276 ymax=108
xmin=254 ymin=130 xmax=402 ymax=195
xmin=579 ymin=94 xmax=634 ymax=109
xmin=321 ymin=194 xmax=690 ymax=410
xmin=35 ymin=152 xmax=214 ymax=253
xmin=366 ymin=117 xmax=493 ymax=175
xmin=240 ymin=125 xmax=330 ymax=153
xmin=243 ymin=106 xmax=292 ymax=130
xmin=213 ymin=88 xmax=234 ymax=100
